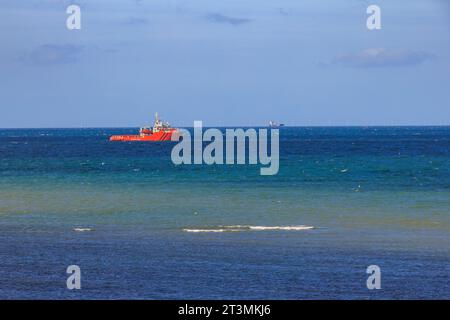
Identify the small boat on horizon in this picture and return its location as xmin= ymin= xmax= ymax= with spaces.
xmin=268 ymin=120 xmax=285 ymax=128
xmin=110 ymin=113 xmax=178 ymax=142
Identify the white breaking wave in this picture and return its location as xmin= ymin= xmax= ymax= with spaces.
xmin=248 ymin=225 xmax=314 ymax=231
xmin=183 ymin=228 xmax=242 ymax=233
xmin=183 ymin=225 xmax=314 ymax=233
xmin=73 ymin=228 xmax=93 ymax=232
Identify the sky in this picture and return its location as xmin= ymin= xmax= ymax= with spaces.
xmin=0 ymin=0 xmax=449 ymax=127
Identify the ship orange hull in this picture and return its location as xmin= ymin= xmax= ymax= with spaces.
xmin=110 ymin=129 xmax=177 ymax=142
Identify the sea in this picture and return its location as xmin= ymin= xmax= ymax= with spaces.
xmin=0 ymin=126 xmax=449 ymax=299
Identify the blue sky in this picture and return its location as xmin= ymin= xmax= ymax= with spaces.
xmin=0 ymin=0 xmax=449 ymax=127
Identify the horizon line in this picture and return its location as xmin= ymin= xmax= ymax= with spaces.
xmin=0 ymin=124 xmax=449 ymax=130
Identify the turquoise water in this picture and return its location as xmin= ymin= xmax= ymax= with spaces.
xmin=0 ymin=127 xmax=449 ymax=299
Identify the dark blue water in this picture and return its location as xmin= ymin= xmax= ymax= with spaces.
xmin=0 ymin=127 xmax=449 ymax=299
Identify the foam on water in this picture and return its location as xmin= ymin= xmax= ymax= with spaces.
xmin=73 ymin=228 xmax=93 ymax=232
xmin=183 ymin=225 xmax=314 ymax=233
xmin=248 ymin=225 xmax=314 ymax=231
xmin=182 ymin=228 xmax=242 ymax=233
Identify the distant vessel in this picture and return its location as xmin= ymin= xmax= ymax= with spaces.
xmin=110 ymin=113 xmax=178 ymax=142
xmin=268 ymin=121 xmax=285 ymax=128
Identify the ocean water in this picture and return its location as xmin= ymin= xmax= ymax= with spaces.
xmin=0 ymin=126 xmax=449 ymax=299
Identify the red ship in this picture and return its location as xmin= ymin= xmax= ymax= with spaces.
xmin=110 ymin=113 xmax=178 ymax=142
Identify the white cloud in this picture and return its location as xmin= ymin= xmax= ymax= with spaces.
xmin=205 ymin=13 xmax=251 ymax=26
xmin=24 ymin=44 xmax=84 ymax=65
xmin=331 ymin=48 xmax=435 ymax=68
